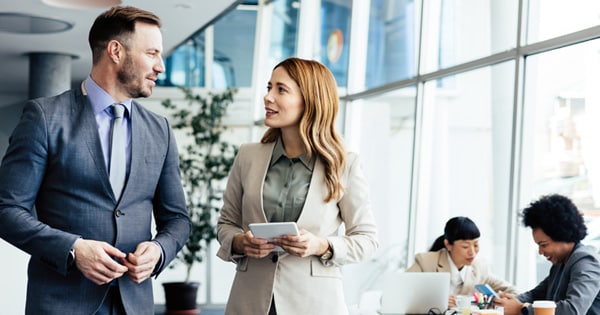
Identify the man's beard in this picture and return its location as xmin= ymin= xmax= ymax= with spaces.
xmin=117 ymin=55 xmax=151 ymax=98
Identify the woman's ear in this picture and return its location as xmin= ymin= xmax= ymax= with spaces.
xmin=444 ymin=239 xmax=451 ymax=251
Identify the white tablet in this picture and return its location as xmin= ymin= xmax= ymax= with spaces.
xmin=249 ymin=222 xmax=299 ymax=252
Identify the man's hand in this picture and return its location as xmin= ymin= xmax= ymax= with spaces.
xmin=72 ymin=239 xmax=128 ymax=285
xmin=122 ymin=241 xmax=161 ymax=284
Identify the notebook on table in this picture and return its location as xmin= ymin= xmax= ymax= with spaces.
xmin=378 ymin=271 xmax=450 ymax=315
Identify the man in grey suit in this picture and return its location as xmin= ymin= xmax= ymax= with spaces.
xmin=0 ymin=6 xmax=190 ymax=315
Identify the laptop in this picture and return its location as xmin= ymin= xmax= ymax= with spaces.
xmin=379 ymin=272 xmax=450 ymax=315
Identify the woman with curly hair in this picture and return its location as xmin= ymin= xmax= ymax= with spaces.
xmin=494 ymin=194 xmax=600 ymax=315
xmin=216 ymin=57 xmax=379 ymax=315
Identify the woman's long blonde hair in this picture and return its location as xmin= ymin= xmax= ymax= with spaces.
xmin=261 ymin=57 xmax=346 ymax=202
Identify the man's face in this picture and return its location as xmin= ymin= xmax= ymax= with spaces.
xmin=117 ymin=22 xmax=165 ymax=98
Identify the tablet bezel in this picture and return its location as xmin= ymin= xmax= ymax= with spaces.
xmin=248 ymin=222 xmax=299 ymax=241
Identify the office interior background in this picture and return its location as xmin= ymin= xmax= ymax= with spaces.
xmin=2 ymin=0 xmax=600 ymax=313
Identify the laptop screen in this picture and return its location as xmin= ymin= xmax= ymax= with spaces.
xmin=379 ymin=272 xmax=450 ymax=315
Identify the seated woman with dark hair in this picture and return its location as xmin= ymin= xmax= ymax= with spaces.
xmin=407 ymin=216 xmax=516 ymax=307
xmin=494 ymin=194 xmax=600 ymax=315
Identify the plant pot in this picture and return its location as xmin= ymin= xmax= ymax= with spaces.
xmin=162 ymin=282 xmax=201 ymax=315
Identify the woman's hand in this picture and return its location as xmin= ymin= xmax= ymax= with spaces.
xmin=493 ymin=291 xmax=525 ymax=315
xmin=232 ymin=230 xmax=275 ymax=258
xmin=274 ymin=229 xmax=329 ymax=257
xmin=448 ymin=295 xmax=457 ymax=308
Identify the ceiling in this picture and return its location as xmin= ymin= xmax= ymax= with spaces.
xmin=0 ymin=0 xmax=241 ymax=102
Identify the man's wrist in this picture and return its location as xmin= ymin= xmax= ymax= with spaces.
xmin=67 ymin=248 xmax=76 ymax=268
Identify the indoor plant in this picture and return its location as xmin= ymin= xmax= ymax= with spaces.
xmin=161 ymin=87 xmax=238 ymax=314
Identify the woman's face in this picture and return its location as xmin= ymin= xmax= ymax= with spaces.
xmin=263 ymin=66 xmax=304 ymax=132
xmin=532 ymin=228 xmax=574 ymax=265
xmin=446 ymin=238 xmax=479 ymax=269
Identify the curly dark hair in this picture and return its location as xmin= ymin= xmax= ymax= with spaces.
xmin=521 ymin=194 xmax=587 ymax=243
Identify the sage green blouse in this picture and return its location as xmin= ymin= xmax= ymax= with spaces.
xmin=262 ymin=137 xmax=315 ymax=222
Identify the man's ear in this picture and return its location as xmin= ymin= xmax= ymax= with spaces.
xmin=107 ymin=40 xmax=123 ymax=64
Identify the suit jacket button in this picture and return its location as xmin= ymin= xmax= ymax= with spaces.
xmin=115 ymin=209 xmax=123 ymax=217
xmin=271 ymin=253 xmax=278 ymax=263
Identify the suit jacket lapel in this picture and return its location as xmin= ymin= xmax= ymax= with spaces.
xmin=296 ymin=158 xmax=325 ymax=226
xmin=437 ymin=250 xmax=451 ymax=272
xmin=75 ymin=87 xmax=113 ymax=197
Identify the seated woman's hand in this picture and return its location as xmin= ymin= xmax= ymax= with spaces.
xmin=448 ymin=295 xmax=456 ymax=308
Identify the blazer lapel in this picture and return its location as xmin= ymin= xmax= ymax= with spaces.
xmin=296 ymin=159 xmax=326 ymax=226
xmin=122 ymin=102 xmax=147 ymax=203
xmin=75 ymin=88 xmax=113 ymax=197
xmin=437 ymin=250 xmax=451 ymax=272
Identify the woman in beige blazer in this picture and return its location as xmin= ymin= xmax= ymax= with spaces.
xmin=216 ymin=57 xmax=379 ymax=315
xmin=407 ymin=217 xmax=516 ymax=307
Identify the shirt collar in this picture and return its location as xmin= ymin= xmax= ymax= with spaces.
xmin=84 ymin=76 xmax=133 ymax=115
xmin=446 ymin=250 xmax=469 ymax=281
xmin=270 ymin=137 xmax=314 ymax=171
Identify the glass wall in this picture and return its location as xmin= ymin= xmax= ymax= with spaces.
xmin=320 ymin=0 xmax=352 ymax=86
xmin=415 ymin=62 xmax=515 ymax=277
xmin=342 ymin=87 xmax=416 ymax=307
xmin=365 ymin=0 xmax=418 ymax=89
xmin=155 ymin=0 xmax=600 ymax=309
xmin=420 ymin=0 xmax=518 ymax=73
xmin=518 ymin=39 xmax=600 ymax=287
xmin=526 ymin=0 xmax=600 ymax=44
xmin=213 ymin=6 xmax=257 ymax=87
xmin=158 ymin=4 xmax=258 ymax=88
xmin=267 ymin=0 xmax=300 ymax=65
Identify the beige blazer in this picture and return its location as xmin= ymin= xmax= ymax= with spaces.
xmin=217 ymin=141 xmax=379 ymax=315
xmin=406 ymin=249 xmax=517 ymax=296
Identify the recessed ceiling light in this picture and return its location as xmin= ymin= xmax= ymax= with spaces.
xmin=0 ymin=13 xmax=73 ymax=34
xmin=42 ymin=0 xmax=121 ymax=9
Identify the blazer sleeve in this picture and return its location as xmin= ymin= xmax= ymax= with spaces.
xmin=326 ymin=153 xmax=379 ymax=266
xmin=484 ymin=273 xmax=518 ymax=294
xmin=151 ymin=121 xmax=191 ymax=273
xmin=216 ymin=144 xmax=246 ymax=262
xmin=0 ymin=100 xmax=80 ymax=276
xmin=466 ymin=258 xmax=516 ymax=294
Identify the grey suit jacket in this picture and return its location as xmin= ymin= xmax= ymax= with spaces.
xmin=0 ymin=87 xmax=190 ymax=315
xmin=216 ymin=141 xmax=379 ymax=315
xmin=517 ymin=243 xmax=600 ymax=315
xmin=406 ymin=248 xmax=517 ymax=295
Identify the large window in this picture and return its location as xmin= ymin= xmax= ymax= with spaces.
xmin=365 ymin=0 xmax=418 ymax=89
xmin=420 ymin=0 xmax=518 ymax=73
xmin=157 ymin=4 xmax=258 ymax=88
xmin=342 ymin=87 xmax=417 ymax=307
xmin=526 ymin=0 xmax=600 ymax=44
xmin=413 ymin=62 xmax=515 ymax=278
xmin=320 ymin=0 xmax=352 ymax=86
xmin=267 ymin=0 xmax=300 ymax=65
xmin=213 ymin=6 xmax=257 ymax=87
xmin=148 ymin=0 xmax=600 ymax=311
xmin=518 ymin=39 xmax=600 ymax=288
